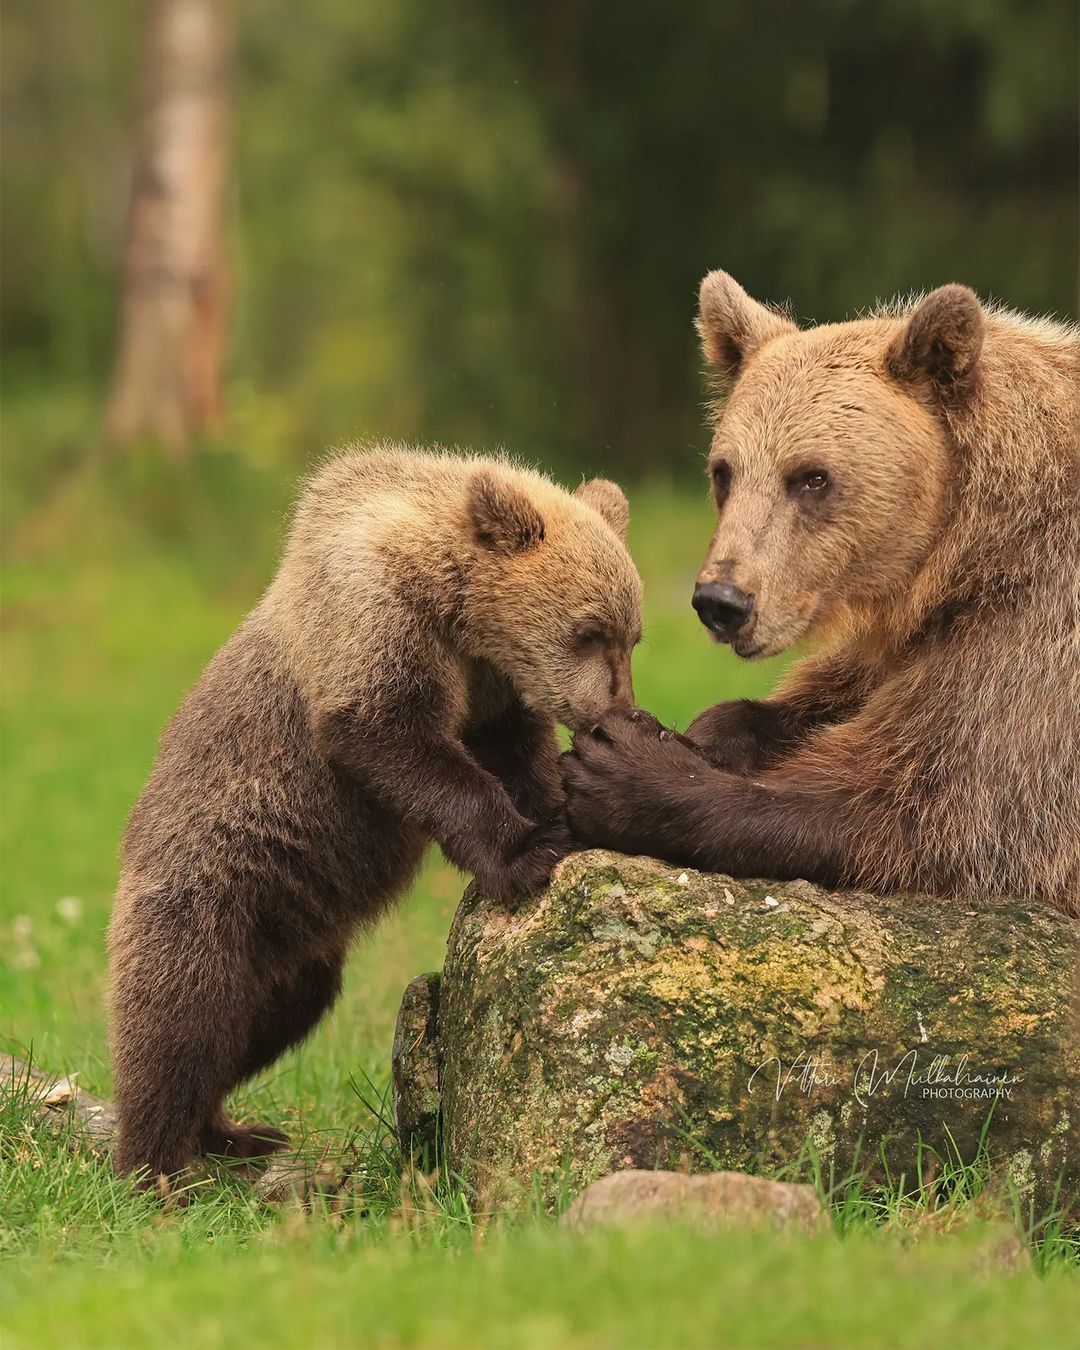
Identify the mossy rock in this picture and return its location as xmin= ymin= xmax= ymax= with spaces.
xmin=392 ymin=852 xmax=1080 ymax=1211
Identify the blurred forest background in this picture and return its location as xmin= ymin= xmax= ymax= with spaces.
xmin=1 ymin=7 xmax=1079 ymax=1333
xmin=2 ymin=0 xmax=1077 ymax=483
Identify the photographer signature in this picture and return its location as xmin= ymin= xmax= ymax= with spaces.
xmin=747 ymin=1049 xmax=1023 ymax=1106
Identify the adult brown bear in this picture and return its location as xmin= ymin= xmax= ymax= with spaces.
xmin=563 ymin=273 xmax=1080 ymax=915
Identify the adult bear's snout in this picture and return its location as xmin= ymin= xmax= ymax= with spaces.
xmin=692 ymin=581 xmax=755 ymax=641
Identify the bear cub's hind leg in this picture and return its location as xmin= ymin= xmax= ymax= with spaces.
xmin=199 ymin=1111 xmax=290 ymax=1162
xmin=199 ymin=950 xmax=347 ymax=1163
xmin=111 ymin=927 xmax=274 ymax=1186
xmin=111 ymin=981 xmax=245 ymax=1186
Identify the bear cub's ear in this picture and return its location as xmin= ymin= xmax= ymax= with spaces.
xmin=468 ymin=469 xmax=546 ymax=554
xmin=574 ymin=478 xmax=630 ymax=541
xmin=886 ymin=284 xmax=985 ymax=403
xmin=696 ymin=270 xmax=797 ymax=383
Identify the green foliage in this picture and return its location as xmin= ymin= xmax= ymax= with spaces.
xmin=2 ymin=1 xmax=1076 ymax=474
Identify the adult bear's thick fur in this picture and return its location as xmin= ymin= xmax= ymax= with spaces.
xmin=563 ymin=276 xmax=1079 ymax=914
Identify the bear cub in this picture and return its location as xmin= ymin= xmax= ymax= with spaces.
xmin=108 ymin=446 xmax=642 ymax=1186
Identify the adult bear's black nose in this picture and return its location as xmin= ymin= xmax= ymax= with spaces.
xmin=692 ymin=582 xmax=755 ymax=641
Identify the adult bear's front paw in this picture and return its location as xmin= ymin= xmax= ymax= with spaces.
xmin=684 ymin=699 xmax=782 ymax=774
xmin=561 ymin=707 xmax=703 ymax=853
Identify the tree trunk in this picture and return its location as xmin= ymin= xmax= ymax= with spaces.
xmin=394 ymin=852 xmax=1080 ymax=1213
xmin=105 ymin=0 xmax=231 ymax=455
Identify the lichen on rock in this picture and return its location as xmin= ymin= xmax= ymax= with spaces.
xmin=394 ymin=851 xmax=1080 ymax=1212
xmin=391 ymin=972 xmax=441 ymax=1162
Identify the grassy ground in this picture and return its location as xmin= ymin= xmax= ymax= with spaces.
xmin=2 ymin=403 xmax=1077 ymax=1347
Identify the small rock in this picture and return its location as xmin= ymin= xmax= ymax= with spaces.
xmin=969 ymin=1224 xmax=1031 ymax=1275
xmin=252 ymin=1157 xmax=342 ymax=1208
xmin=2 ymin=1055 xmax=118 ymax=1152
xmin=41 ymin=1074 xmax=79 ymax=1106
xmin=764 ymin=896 xmax=780 ymax=908
xmin=562 ymin=1169 xmax=828 ymax=1234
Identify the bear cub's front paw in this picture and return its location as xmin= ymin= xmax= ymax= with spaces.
xmin=479 ymin=816 xmax=572 ymax=902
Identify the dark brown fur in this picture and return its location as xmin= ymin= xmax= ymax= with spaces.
xmin=108 ymin=448 xmax=641 ymax=1185
xmin=564 ymin=278 xmax=1080 ymax=914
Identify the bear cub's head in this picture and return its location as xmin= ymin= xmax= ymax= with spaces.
xmin=462 ymin=469 xmax=642 ymax=730
xmin=693 ymin=270 xmax=986 ymax=658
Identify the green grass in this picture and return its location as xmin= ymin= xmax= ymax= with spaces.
xmin=1 ymin=406 xmax=1076 ymax=1347
xmin=4 ymin=1219 xmax=1078 ymax=1350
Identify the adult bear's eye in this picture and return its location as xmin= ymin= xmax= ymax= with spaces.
xmin=711 ymin=459 xmax=732 ymax=505
xmin=788 ymin=469 xmax=831 ymax=497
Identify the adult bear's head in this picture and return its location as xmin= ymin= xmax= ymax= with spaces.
xmin=691 ymin=270 xmax=984 ymax=658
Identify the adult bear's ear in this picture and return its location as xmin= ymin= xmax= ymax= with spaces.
xmin=574 ymin=478 xmax=629 ymax=541
xmin=468 ymin=469 xmax=545 ymax=554
xmin=696 ymin=270 xmax=796 ymax=383
xmin=885 ymin=284 xmax=985 ymax=404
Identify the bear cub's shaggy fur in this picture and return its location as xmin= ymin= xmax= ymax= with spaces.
xmin=109 ymin=446 xmax=642 ymax=1184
